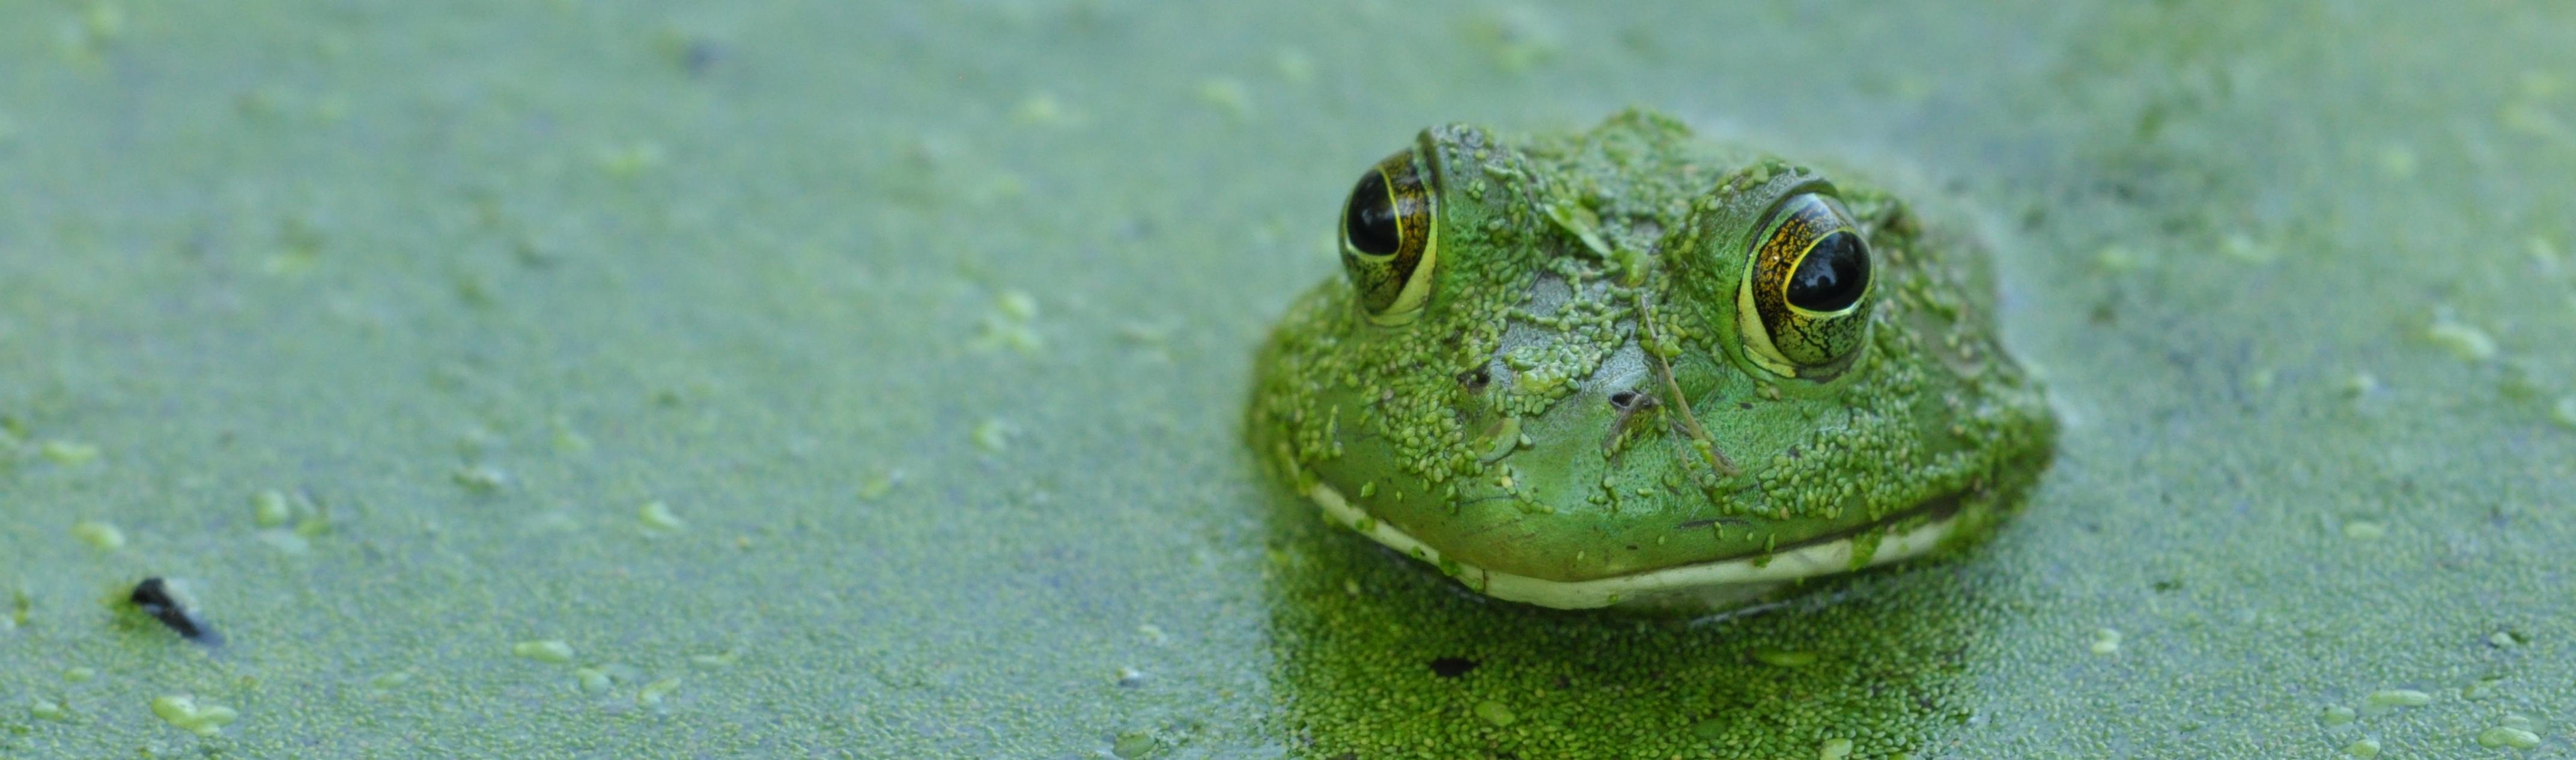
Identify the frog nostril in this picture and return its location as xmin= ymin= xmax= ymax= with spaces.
xmin=1608 ymin=390 xmax=1646 ymax=410
xmin=1458 ymin=367 xmax=1493 ymax=392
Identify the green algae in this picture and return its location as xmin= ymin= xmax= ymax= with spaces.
xmin=1268 ymin=500 xmax=1989 ymax=757
xmin=0 ymin=1 xmax=2569 ymax=758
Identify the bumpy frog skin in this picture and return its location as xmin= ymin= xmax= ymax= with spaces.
xmin=1248 ymin=110 xmax=2055 ymax=610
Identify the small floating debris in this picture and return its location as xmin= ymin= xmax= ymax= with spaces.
xmin=2423 ymin=317 xmax=2498 ymax=362
xmin=551 ymin=416 xmax=594 ymax=452
xmin=1112 ymin=731 xmax=1159 ymax=759
xmin=593 ymin=140 xmax=666 ymax=178
xmin=149 ymin=695 xmax=238 ymax=737
xmin=636 ymin=676 xmax=683 ymax=707
xmin=2089 ymin=628 xmax=2124 ymax=655
xmin=576 ymin=666 xmax=614 ymax=693
xmin=452 ymin=464 xmax=511 ymax=492
xmin=1194 ymin=78 xmax=1251 ymax=119
xmin=1753 ymin=647 xmax=1819 ymax=667
xmin=996 ymin=290 xmax=1040 ymax=321
xmin=2319 ymin=705 xmax=2357 ymax=725
xmin=1427 ymin=657 xmax=1480 ymax=678
xmin=972 ymin=419 xmax=1014 ymax=452
xmin=970 ymin=289 xmax=1046 ymax=354
xmin=2475 ymin=726 xmax=2541 ymax=749
xmin=40 ymin=440 xmax=101 ymax=466
xmin=638 ymin=500 xmax=687 ymax=532
xmin=2219 ymin=233 xmax=2276 ymax=263
xmin=512 ymin=639 xmax=576 ymax=664
xmin=2094 ymin=245 xmax=2145 ymax=273
xmin=858 ymin=469 xmax=901 ymax=500
xmin=129 ymin=577 xmax=218 ymax=644
xmin=1010 ymin=92 xmax=1073 ymax=127
xmin=72 ymin=520 xmax=126 ymax=551
xmin=251 ymin=488 xmax=298 ymax=527
xmin=2365 ymin=688 xmax=2432 ymax=708
xmin=369 ymin=669 xmax=415 ymax=690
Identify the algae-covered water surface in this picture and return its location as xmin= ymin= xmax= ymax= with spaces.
xmin=4 ymin=2 xmax=2572 ymax=758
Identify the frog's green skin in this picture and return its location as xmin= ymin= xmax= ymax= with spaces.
xmin=1248 ymin=109 xmax=2055 ymax=610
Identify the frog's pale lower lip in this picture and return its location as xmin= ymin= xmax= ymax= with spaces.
xmin=1305 ymin=482 xmax=1963 ymax=610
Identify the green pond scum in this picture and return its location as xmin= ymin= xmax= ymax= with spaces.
xmin=2 ymin=1 xmax=2571 ymax=758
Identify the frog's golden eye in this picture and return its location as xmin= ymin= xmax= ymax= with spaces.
xmin=1737 ymin=192 xmax=1873 ymax=376
xmin=1339 ymin=149 xmax=1439 ymax=324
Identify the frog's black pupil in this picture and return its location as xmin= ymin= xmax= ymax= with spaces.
xmin=1343 ymin=170 xmax=1400 ymax=255
xmin=1786 ymin=231 xmax=1869 ymax=312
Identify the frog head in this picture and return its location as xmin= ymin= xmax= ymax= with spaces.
xmin=1251 ymin=111 xmax=2053 ymax=610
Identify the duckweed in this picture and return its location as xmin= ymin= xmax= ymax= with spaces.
xmin=38 ymin=440 xmax=100 ymax=465
xmin=2474 ymin=726 xmax=2540 ymax=749
xmin=2089 ymin=628 xmax=2124 ymax=655
xmin=637 ymin=676 xmax=682 ymax=706
xmin=639 ymin=500 xmax=687 ymax=532
xmin=512 ymin=639 xmax=576 ymax=664
xmin=70 ymin=521 xmax=125 ymax=550
xmin=251 ymin=489 xmax=294 ymax=527
xmin=2366 ymin=689 xmax=2432 ymax=707
xmin=148 ymin=695 xmax=238 ymax=737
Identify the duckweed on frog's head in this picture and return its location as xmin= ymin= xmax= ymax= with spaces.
xmin=1248 ymin=109 xmax=2055 ymax=610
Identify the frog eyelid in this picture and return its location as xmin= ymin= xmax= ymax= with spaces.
xmin=1742 ymin=180 xmax=1841 ymax=251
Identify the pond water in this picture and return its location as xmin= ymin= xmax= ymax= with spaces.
xmin=2 ymin=2 xmax=2570 ymax=757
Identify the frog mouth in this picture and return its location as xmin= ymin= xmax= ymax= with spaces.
xmin=1304 ymin=482 xmax=1966 ymax=610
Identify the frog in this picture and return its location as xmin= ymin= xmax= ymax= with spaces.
xmin=1247 ymin=109 xmax=2056 ymax=610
